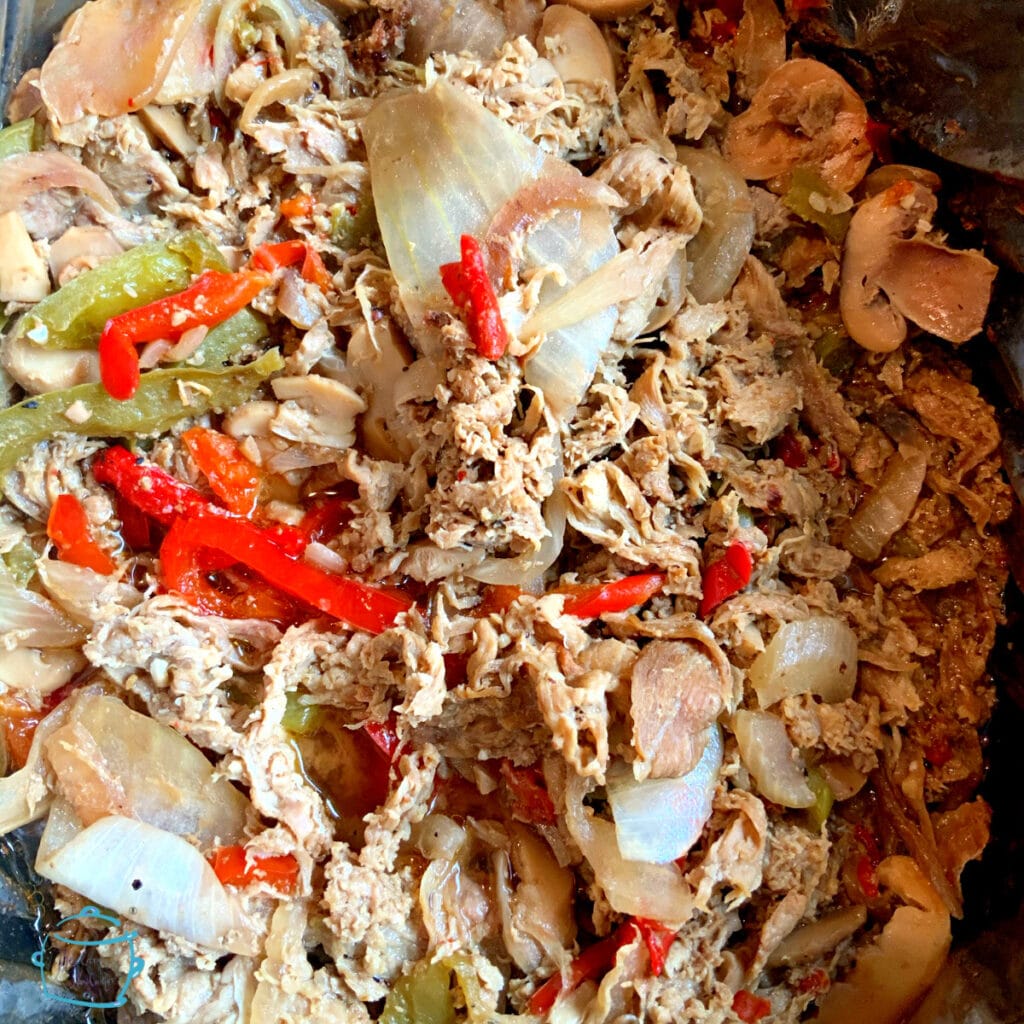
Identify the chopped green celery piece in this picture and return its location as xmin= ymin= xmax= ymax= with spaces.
xmin=282 ymin=692 xmax=325 ymax=736
xmin=381 ymin=958 xmax=456 ymax=1024
xmin=330 ymin=185 xmax=378 ymax=250
xmin=2 ymin=540 xmax=37 ymax=587
xmin=186 ymin=307 xmax=268 ymax=368
xmin=806 ymin=769 xmax=834 ymax=833
xmin=783 ymin=167 xmax=853 ymax=244
xmin=0 ymin=349 xmax=284 ymax=476
xmin=0 ymin=120 xmax=38 ymax=161
xmin=14 ymin=231 xmax=227 ymax=351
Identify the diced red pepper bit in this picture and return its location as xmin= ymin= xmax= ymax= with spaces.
xmin=98 ymin=268 xmax=270 ymax=400
xmin=865 ymin=118 xmax=893 ymax=164
xmin=633 ymin=918 xmax=676 ymax=976
xmin=796 ymin=968 xmax=830 ymax=995
xmin=0 ymin=682 xmax=79 ymax=769
xmin=790 ymin=0 xmax=829 ymax=12
xmin=732 ymin=989 xmax=772 ymax=1023
xmin=559 ymin=572 xmax=667 ymax=619
xmin=853 ymin=823 xmax=882 ymax=865
xmin=475 ymin=584 xmax=524 ymax=618
xmin=208 ymin=846 xmax=300 ymax=893
xmin=440 ymin=234 xmax=509 ymax=360
xmin=527 ymin=921 xmax=641 ymax=1016
xmin=773 ymin=429 xmax=807 ymax=469
xmin=856 ymin=854 xmax=880 ymax=899
xmin=279 ymin=194 xmax=314 ymax=219
xmin=47 ymin=494 xmax=118 ymax=575
xmin=699 ymin=542 xmax=753 ymax=618
xmin=364 ymin=715 xmax=402 ymax=761
xmin=924 ymin=735 xmax=953 ymax=768
xmin=499 ymin=760 xmax=557 ymax=826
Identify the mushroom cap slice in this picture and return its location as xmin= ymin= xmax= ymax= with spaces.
xmin=722 ymin=58 xmax=872 ymax=194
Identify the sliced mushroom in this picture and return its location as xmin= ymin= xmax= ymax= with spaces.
xmin=0 ymin=211 xmax=50 ymax=303
xmin=815 ymin=856 xmax=951 ymax=1024
xmin=722 ymin=59 xmax=872 ymax=194
xmin=766 ymin=905 xmax=868 ymax=968
xmin=537 ymin=5 xmax=615 ymax=93
xmin=839 ymin=179 xmax=997 ymax=352
xmin=48 ymin=225 xmax=124 ymax=285
xmin=1 ymin=332 xmax=100 ymax=395
xmin=630 ymin=639 xmax=730 ymax=779
xmin=138 ymin=105 xmax=199 ymax=158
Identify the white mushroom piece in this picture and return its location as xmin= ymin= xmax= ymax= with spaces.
xmin=722 ymin=58 xmax=872 ymax=194
xmin=839 ymin=178 xmax=998 ymax=353
xmin=537 ymin=4 xmax=615 ymax=94
xmin=815 ymin=856 xmax=951 ymax=1024
xmin=561 ymin=0 xmax=651 ymax=21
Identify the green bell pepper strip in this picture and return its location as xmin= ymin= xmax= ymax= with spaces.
xmin=2 ymin=540 xmax=38 ymax=587
xmin=380 ymin=959 xmax=456 ymax=1024
xmin=187 ymin=307 xmax=268 ymax=368
xmin=805 ymin=768 xmax=835 ymax=833
xmin=0 ymin=349 xmax=284 ymax=476
xmin=282 ymin=692 xmax=325 ymax=736
xmin=0 ymin=120 xmax=38 ymax=162
xmin=783 ymin=167 xmax=852 ymax=244
xmin=12 ymin=232 xmax=227 ymax=351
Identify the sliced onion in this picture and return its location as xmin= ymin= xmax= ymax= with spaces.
xmin=39 ymin=0 xmax=204 ymax=124
xmin=37 ymin=560 xmax=141 ymax=626
xmin=676 ymin=147 xmax=755 ymax=303
xmin=467 ymin=491 xmax=567 ymax=586
xmin=155 ymin=0 xmax=221 ymax=104
xmin=843 ymin=447 xmax=928 ymax=562
xmin=44 ymin=692 xmax=250 ymax=845
xmin=404 ymin=0 xmax=509 ymax=64
xmin=607 ymin=725 xmax=722 ymax=864
xmin=0 ymin=575 xmax=86 ymax=648
xmin=564 ymin=771 xmax=693 ymax=923
xmin=0 ymin=152 xmax=119 ymax=217
xmin=0 ymin=646 xmax=86 ymax=695
xmin=363 ymin=79 xmax=619 ymax=416
xmin=36 ymin=812 xmax=257 ymax=954
xmin=749 ymin=617 xmax=858 ymax=708
xmin=240 ymin=68 xmax=317 ymax=134
xmin=733 ymin=709 xmax=814 ymax=808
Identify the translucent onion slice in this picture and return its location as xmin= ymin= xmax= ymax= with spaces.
xmin=0 ymin=575 xmax=86 ymax=648
xmin=733 ymin=709 xmax=814 ymax=808
xmin=363 ymin=79 xmax=619 ymax=416
xmin=45 ymin=692 xmax=250 ymax=845
xmin=0 ymin=646 xmax=86 ymax=695
xmin=564 ymin=772 xmax=693 ymax=923
xmin=38 ymin=0 xmax=204 ymax=124
xmin=36 ymin=810 xmax=257 ymax=954
xmin=37 ymin=560 xmax=141 ymax=627
xmin=607 ymin=724 xmax=722 ymax=864
xmin=0 ymin=153 xmax=119 ymax=217
xmin=749 ymin=617 xmax=859 ymax=708
xmin=843 ymin=447 xmax=928 ymax=562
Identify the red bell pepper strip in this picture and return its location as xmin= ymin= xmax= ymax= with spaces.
xmin=160 ymin=508 xmax=412 ymax=634
xmin=46 ymin=494 xmax=117 ymax=575
xmin=250 ymin=239 xmax=333 ymax=291
xmin=559 ymin=572 xmax=666 ymax=619
xmin=93 ymin=446 xmax=307 ymax=558
xmin=633 ymin=918 xmax=676 ymax=977
xmin=865 ymin=118 xmax=893 ymax=164
xmin=698 ymin=542 xmax=753 ymax=618
xmin=440 ymin=234 xmax=509 ymax=360
xmin=527 ymin=921 xmax=641 ymax=1016
xmin=182 ymin=427 xmax=262 ymax=517
xmin=499 ymin=760 xmax=556 ymax=826
xmin=732 ymin=990 xmax=772 ymax=1023
xmin=98 ymin=269 xmax=270 ymax=400
xmin=208 ymin=846 xmax=300 ymax=893
xmin=116 ymin=492 xmax=153 ymax=551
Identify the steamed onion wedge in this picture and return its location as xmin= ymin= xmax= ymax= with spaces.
xmin=733 ymin=709 xmax=814 ymax=808
xmin=607 ymin=725 xmax=722 ymax=864
xmin=36 ymin=807 xmax=258 ymax=954
xmin=749 ymin=617 xmax=859 ymax=708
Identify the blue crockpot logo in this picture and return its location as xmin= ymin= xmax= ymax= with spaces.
xmin=31 ymin=906 xmax=144 ymax=1009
